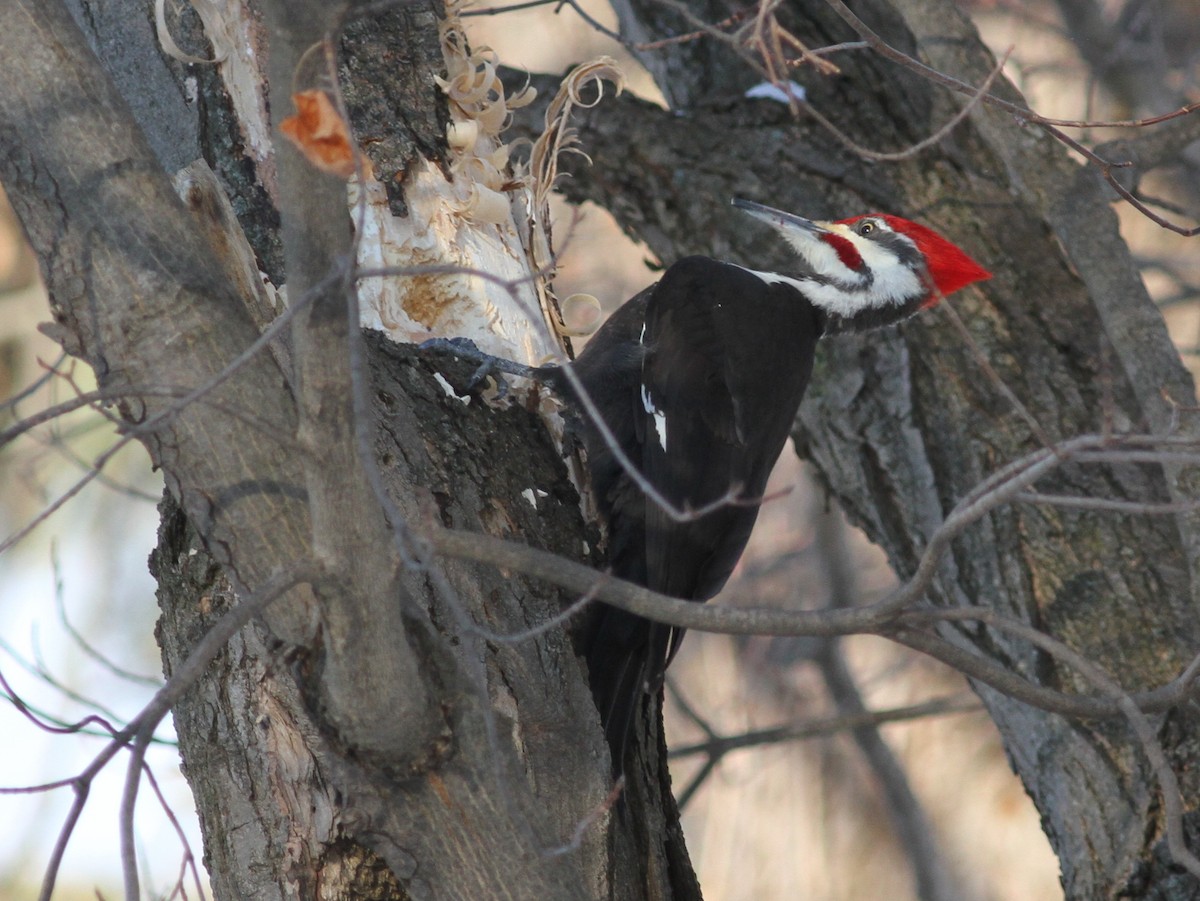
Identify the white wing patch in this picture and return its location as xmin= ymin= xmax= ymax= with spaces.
xmin=641 ymin=382 xmax=668 ymax=450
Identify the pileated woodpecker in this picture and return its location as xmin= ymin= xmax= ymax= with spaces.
xmin=428 ymin=199 xmax=990 ymax=767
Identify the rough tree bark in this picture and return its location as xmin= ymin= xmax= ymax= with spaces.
xmin=2 ymin=0 xmax=1199 ymax=898
xmin=1 ymin=1 xmax=684 ymax=898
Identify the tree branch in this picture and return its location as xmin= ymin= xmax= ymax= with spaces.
xmin=259 ymin=0 xmax=437 ymax=765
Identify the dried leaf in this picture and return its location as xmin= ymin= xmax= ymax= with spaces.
xmin=279 ymin=90 xmax=357 ymax=179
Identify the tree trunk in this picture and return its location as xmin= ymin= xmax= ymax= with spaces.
xmin=0 ymin=1 xmax=696 ymax=897
xmin=151 ymin=336 xmax=616 ymax=900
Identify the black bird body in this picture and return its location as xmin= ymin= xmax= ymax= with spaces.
xmin=426 ymin=200 xmax=990 ymax=769
xmin=571 ymin=257 xmax=825 ymax=599
xmin=564 ymin=258 xmax=826 ymax=758
xmin=560 ymin=201 xmax=990 ymax=767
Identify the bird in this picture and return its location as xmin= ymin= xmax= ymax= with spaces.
xmin=426 ymin=199 xmax=990 ymax=769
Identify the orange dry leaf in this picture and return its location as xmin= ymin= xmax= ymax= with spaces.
xmin=279 ymin=90 xmax=357 ymax=179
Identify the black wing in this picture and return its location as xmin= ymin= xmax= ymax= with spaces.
xmin=574 ymin=256 xmax=825 ymax=766
xmin=638 ymin=257 xmax=823 ymax=601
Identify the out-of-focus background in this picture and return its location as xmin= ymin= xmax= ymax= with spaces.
xmin=0 ymin=1 xmax=1195 ymax=898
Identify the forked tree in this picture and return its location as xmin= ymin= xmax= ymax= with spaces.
xmin=1 ymin=0 xmax=1199 ymax=899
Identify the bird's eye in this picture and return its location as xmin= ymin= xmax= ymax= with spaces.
xmin=858 ymin=220 xmax=876 ymax=236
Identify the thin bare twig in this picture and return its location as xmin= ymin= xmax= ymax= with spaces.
xmin=668 ymin=694 xmax=980 ymax=759
xmin=468 ymin=577 xmax=609 ymax=645
xmin=35 ymin=567 xmax=313 ymax=901
xmin=635 ymin=11 xmax=754 ymax=52
xmin=801 ymin=45 xmax=1012 ymax=163
xmin=461 ymin=0 xmax=560 ymax=15
xmin=908 ymin=606 xmax=1200 ymax=878
xmin=820 ymin=0 xmax=1200 ymax=234
xmin=50 ymin=544 xmax=160 ymax=687
xmin=432 ymin=430 xmax=1200 ymax=724
xmin=1017 ymin=490 xmax=1200 ymax=514
xmin=0 ymin=352 xmax=66 ymax=413
xmin=0 ymin=649 xmax=137 ymax=739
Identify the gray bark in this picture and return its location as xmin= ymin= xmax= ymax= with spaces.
xmin=151 ymin=338 xmax=616 ymax=900
xmin=0 ymin=1 xmax=682 ymax=898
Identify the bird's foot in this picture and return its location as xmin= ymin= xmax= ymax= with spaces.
xmin=419 ymin=336 xmax=539 ymax=395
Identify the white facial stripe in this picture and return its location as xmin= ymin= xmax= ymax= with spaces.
xmin=641 ymin=383 xmax=668 ymax=450
xmin=736 ymin=266 xmax=861 ymax=317
xmin=796 ymin=280 xmax=902 ymax=316
xmin=782 ymin=223 xmax=868 ymax=286
xmin=742 ymin=217 xmax=927 ymax=316
xmin=855 ymin=237 xmax=923 ymax=304
xmin=738 ymin=259 xmax=921 ymax=317
xmin=740 ymin=266 xmax=808 ymax=292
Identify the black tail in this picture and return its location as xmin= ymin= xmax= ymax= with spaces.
xmin=584 ymin=605 xmax=677 ymax=772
